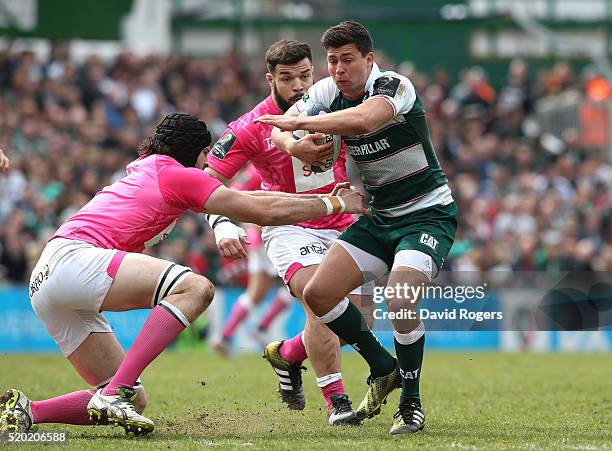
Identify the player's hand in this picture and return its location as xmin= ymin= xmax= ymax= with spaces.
xmin=337 ymin=188 xmax=370 ymax=217
xmin=218 ymin=236 xmax=250 ymax=260
xmin=0 ymin=148 xmax=9 ymax=173
xmin=329 ymin=182 xmax=351 ymax=196
xmin=288 ymin=134 xmax=333 ymax=165
xmin=254 ymin=114 xmax=299 ymax=131
xmin=214 ymin=222 xmax=250 ymax=259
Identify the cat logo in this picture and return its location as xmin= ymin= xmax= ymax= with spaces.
xmin=400 ymin=368 xmax=420 ymax=380
xmin=419 ymin=233 xmax=438 ymax=251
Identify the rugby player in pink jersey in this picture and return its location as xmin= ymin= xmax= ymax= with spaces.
xmin=0 ymin=113 xmax=367 ymax=435
xmin=205 ymin=40 xmax=374 ymax=426
xmin=212 ymin=165 xmax=296 ymax=356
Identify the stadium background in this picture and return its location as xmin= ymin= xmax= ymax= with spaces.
xmin=1 ymin=0 xmax=611 ymax=355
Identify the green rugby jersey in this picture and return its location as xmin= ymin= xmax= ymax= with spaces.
xmin=297 ymin=63 xmax=452 ymax=217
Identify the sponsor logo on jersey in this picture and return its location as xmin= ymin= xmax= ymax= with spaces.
xmin=29 ymin=264 xmax=50 ymax=298
xmin=211 ymin=131 xmax=237 ymax=160
xmin=264 ymin=137 xmax=274 ymax=150
xmin=372 ymin=75 xmax=401 ymax=98
xmin=299 ymin=242 xmax=326 ymax=256
xmin=419 ymin=233 xmax=438 ymax=251
xmin=346 ymin=137 xmax=391 ymax=156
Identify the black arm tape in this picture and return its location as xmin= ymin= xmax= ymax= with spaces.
xmin=212 ymin=217 xmax=232 ymax=229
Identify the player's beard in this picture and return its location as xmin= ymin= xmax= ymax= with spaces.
xmin=272 ymin=82 xmax=303 ymax=113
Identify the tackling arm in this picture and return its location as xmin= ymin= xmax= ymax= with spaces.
xmin=204 ymin=185 xmax=367 ymax=226
xmin=202 ymin=167 xmax=339 ymax=260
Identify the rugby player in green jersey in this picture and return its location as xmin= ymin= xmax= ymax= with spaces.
xmin=255 ymin=20 xmax=458 ymax=435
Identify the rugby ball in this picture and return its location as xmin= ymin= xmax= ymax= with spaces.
xmin=292 ymin=103 xmax=341 ymax=173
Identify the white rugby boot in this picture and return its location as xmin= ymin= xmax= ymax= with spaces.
xmin=87 ymin=387 xmax=154 ymax=435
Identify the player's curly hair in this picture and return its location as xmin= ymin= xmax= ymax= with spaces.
xmin=138 ymin=113 xmax=212 ymax=167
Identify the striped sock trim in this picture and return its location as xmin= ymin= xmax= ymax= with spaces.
xmin=393 ymin=321 xmax=425 ymax=345
xmin=159 ymin=300 xmax=190 ymax=328
xmin=316 ymin=372 xmax=342 ymax=388
xmin=318 ymin=298 xmax=349 ymax=324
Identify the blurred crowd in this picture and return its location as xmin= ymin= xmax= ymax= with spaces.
xmin=421 ymin=60 xmax=612 ymax=275
xmin=0 ymin=41 xmax=611 ymax=285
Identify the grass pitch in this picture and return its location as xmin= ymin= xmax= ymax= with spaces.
xmin=1 ymin=350 xmax=610 ymax=450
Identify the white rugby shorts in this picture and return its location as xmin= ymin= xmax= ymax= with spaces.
xmin=29 ymin=238 xmax=123 ymax=357
xmin=30 ymin=238 xmax=193 ymax=357
xmin=261 ymin=225 xmax=366 ymax=295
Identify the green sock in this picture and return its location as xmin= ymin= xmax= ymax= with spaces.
xmin=395 ymin=334 xmax=425 ymax=405
xmin=326 ymin=301 xmax=396 ymax=377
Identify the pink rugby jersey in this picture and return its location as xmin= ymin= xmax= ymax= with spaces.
xmin=53 ymin=154 xmax=222 ymax=252
xmin=231 ymin=164 xmax=262 ymax=192
xmin=208 ymin=95 xmax=354 ymax=231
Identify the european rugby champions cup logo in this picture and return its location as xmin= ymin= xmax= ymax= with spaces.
xmin=372 ymin=76 xmax=401 ymax=98
xmin=211 ymin=131 xmax=237 ymax=160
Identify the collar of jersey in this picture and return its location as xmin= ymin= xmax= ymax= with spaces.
xmin=364 ymin=62 xmax=383 ymax=94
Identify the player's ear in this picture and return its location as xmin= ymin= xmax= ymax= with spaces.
xmin=265 ymin=73 xmax=274 ymax=87
xmin=366 ymin=52 xmax=374 ymax=66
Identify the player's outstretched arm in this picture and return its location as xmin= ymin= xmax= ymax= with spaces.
xmin=258 ymin=97 xmax=394 ymax=137
xmin=205 ymin=167 xmax=350 ymax=259
xmin=0 ymin=148 xmax=9 ymax=173
xmin=248 ymin=190 xmax=324 ymax=199
xmin=204 ymin=185 xmax=368 ymax=226
xmin=202 ymin=167 xmax=327 ymax=260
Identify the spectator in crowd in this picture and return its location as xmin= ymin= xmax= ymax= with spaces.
xmin=0 ymin=42 xmax=610 ymax=286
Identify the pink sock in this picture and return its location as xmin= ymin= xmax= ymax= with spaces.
xmin=258 ymin=291 xmax=290 ymax=331
xmin=102 ymin=304 xmax=186 ymax=395
xmin=320 ymin=379 xmax=346 ymax=412
xmin=222 ymin=295 xmax=252 ymax=340
xmin=31 ymin=390 xmax=95 ymax=425
xmin=279 ymin=332 xmax=307 ymax=364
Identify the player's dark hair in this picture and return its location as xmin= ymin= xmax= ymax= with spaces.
xmin=138 ymin=113 xmax=211 ymax=167
xmin=321 ymin=20 xmax=373 ymax=56
xmin=266 ymin=40 xmax=312 ymax=74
